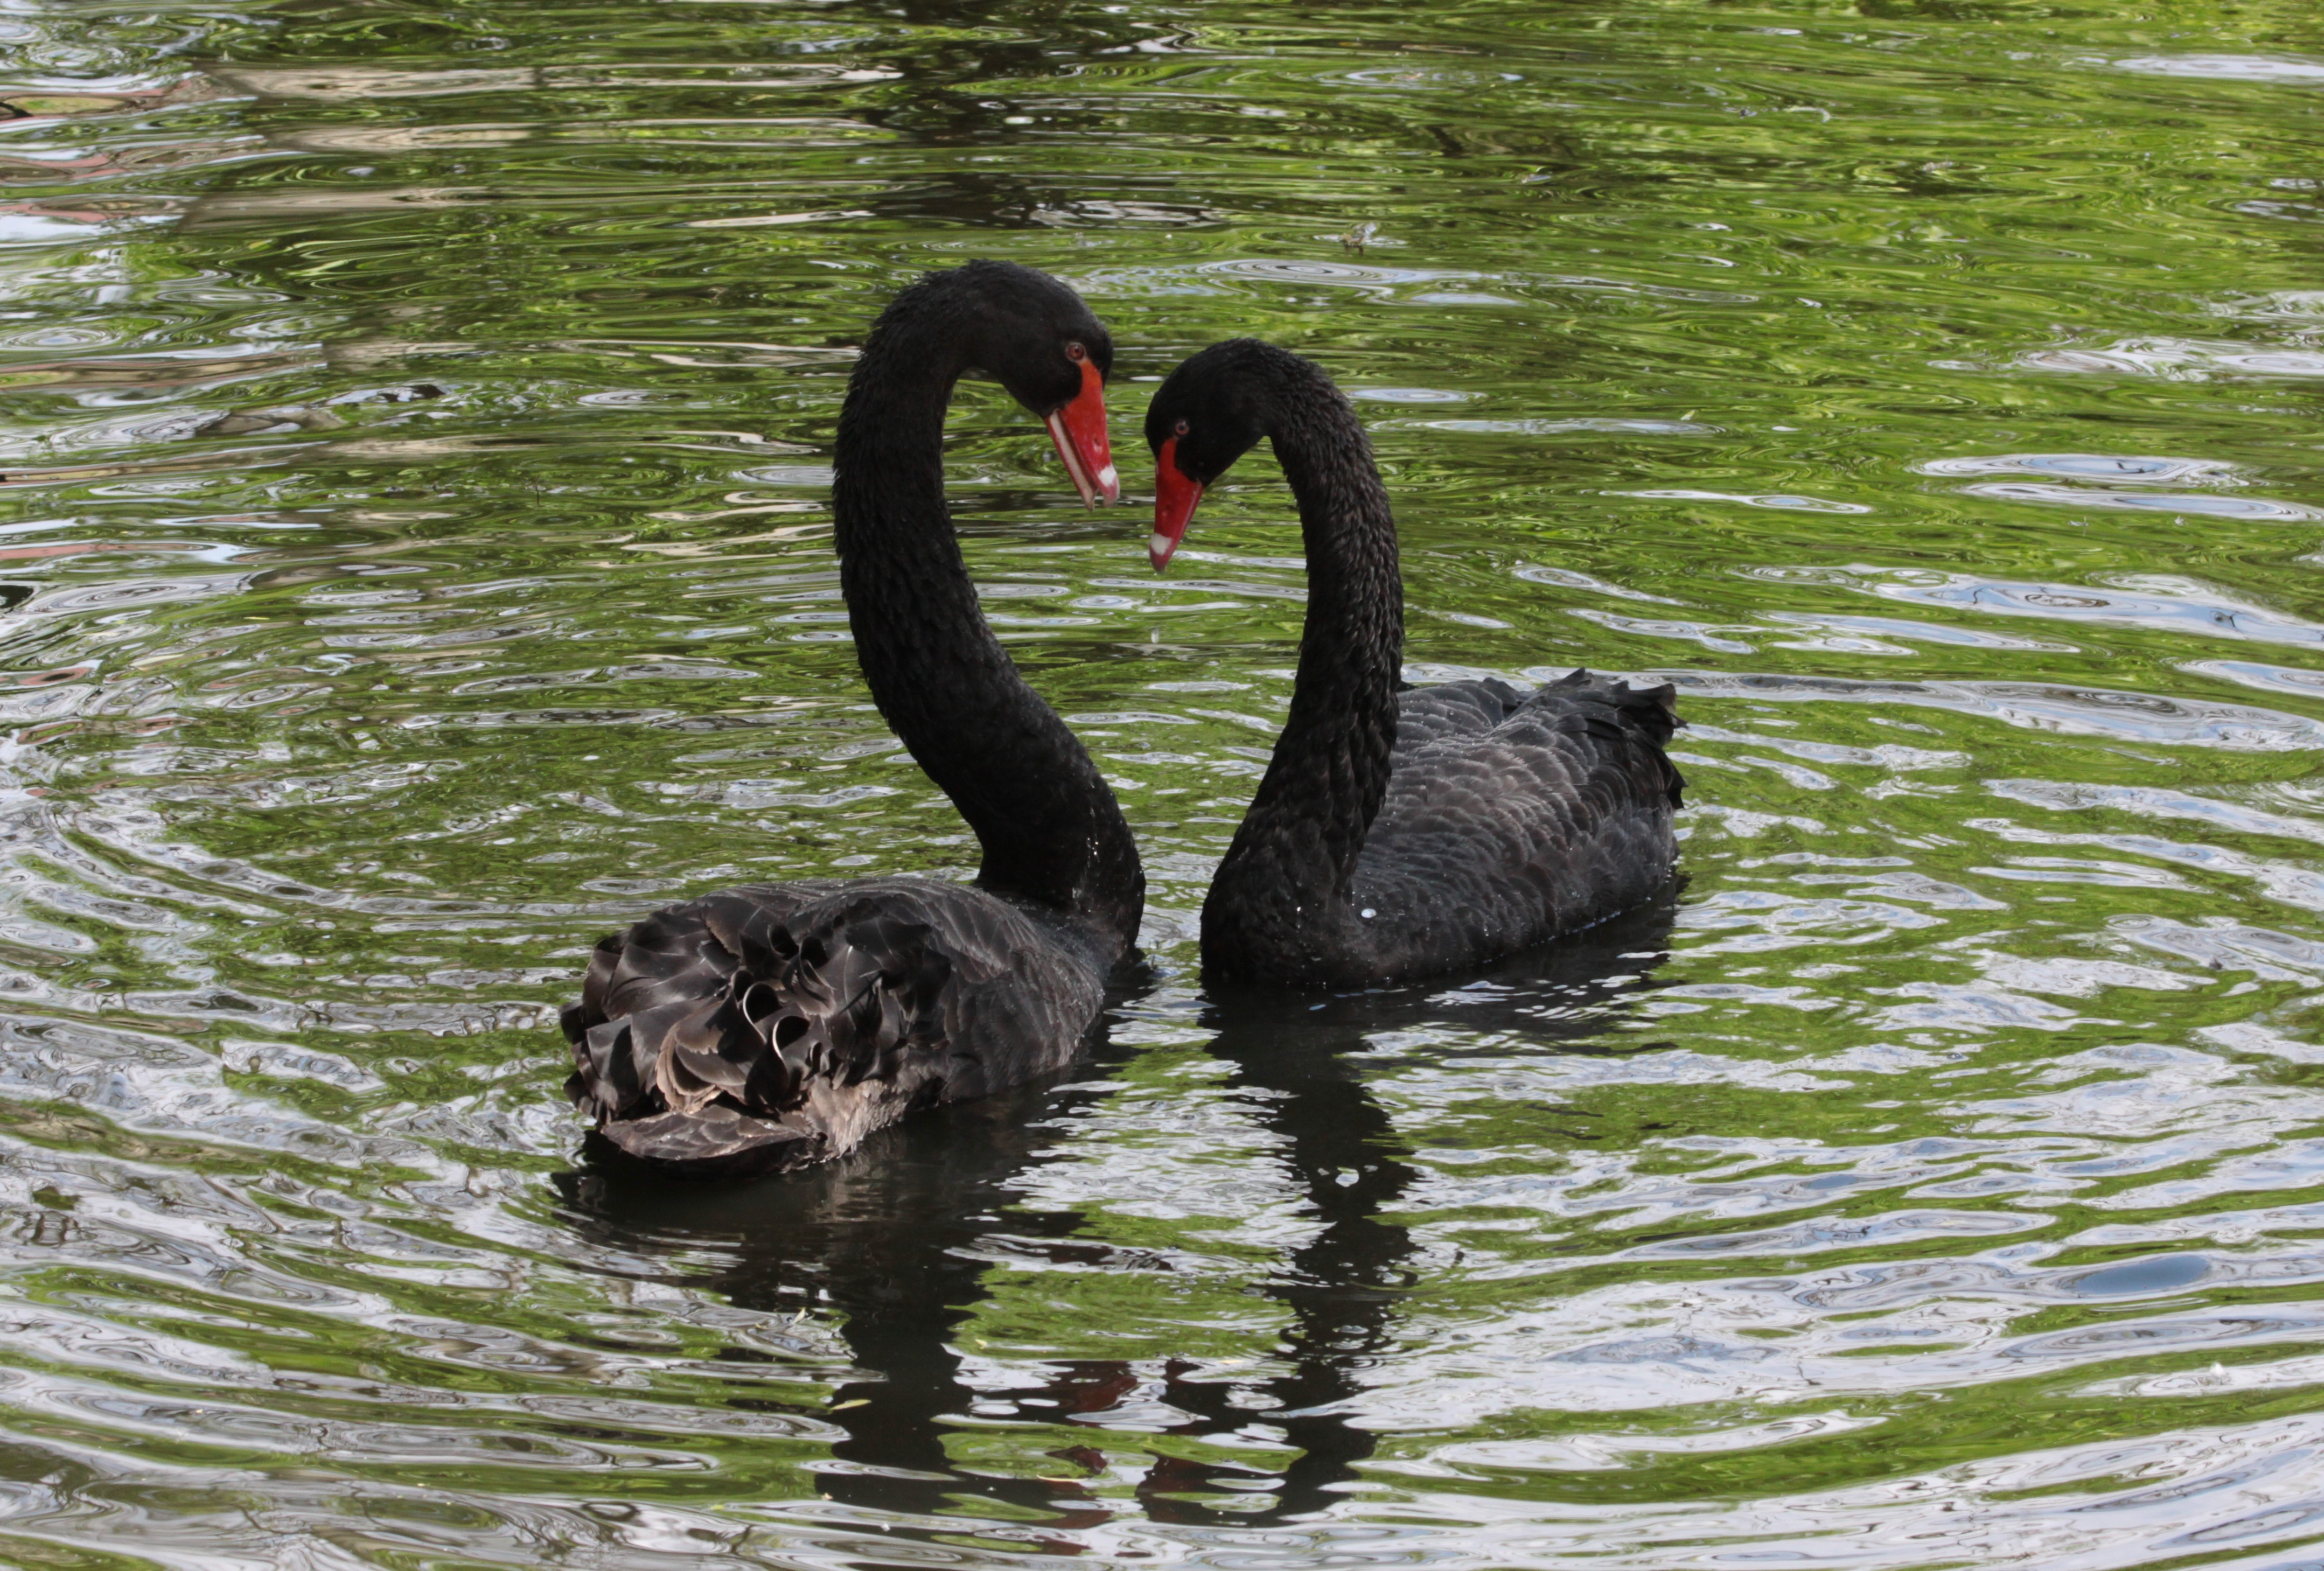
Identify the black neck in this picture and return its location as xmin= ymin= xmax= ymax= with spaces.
xmin=1206 ymin=360 xmax=1403 ymax=946
xmin=829 ymin=298 xmax=1142 ymax=955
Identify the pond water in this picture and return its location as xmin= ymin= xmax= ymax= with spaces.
xmin=4 ymin=0 xmax=2324 ymax=1564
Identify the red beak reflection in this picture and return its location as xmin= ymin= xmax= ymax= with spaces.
xmin=1044 ymin=360 xmax=1119 ymax=508
xmin=1150 ymin=436 xmax=1203 ymax=572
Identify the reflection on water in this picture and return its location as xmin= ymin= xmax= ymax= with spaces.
xmin=5 ymin=0 xmax=2324 ymax=1563
xmin=560 ymin=906 xmax=1676 ymax=1540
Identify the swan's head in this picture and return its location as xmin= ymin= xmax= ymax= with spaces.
xmin=948 ymin=260 xmax=1119 ymax=507
xmin=1141 ymin=339 xmax=1287 ymax=571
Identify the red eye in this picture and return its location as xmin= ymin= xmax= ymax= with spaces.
xmin=1174 ymin=418 xmax=1190 ymax=436
xmin=1066 ymin=341 xmax=1087 ymax=363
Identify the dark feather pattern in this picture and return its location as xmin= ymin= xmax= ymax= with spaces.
xmin=1349 ymin=671 xmax=1684 ymax=981
xmin=560 ymin=263 xmax=1141 ymax=1176
xmin=1149 ymin=341 xmax=1683 ymax=988
xmin=560 ymin=879 xmax=1105 ymax=1176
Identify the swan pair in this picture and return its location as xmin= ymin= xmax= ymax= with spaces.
xmin=560 ymin=262 xmax=1684 ymax=1176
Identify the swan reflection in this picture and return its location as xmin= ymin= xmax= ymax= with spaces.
xmin=552 ymin=898 xmax=1676 ymax=1535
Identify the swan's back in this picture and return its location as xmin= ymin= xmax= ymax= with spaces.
xmin=562 ymin=877 xmax=1106 ymax=1177
xmin=1350 ymin=671 xmax=1683 ymax=980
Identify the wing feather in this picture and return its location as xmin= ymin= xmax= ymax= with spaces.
xmin=1352 ymin=672 xmax=1682 ymax=977
xmin=561 ymin=878 xmax=1102 ymax=1176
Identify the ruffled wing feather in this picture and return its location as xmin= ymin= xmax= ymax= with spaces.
xmin=561 ymin=878 xmax=1101 ymax=1177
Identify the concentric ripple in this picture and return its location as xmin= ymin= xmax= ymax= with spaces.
xmin=1 ymin=0 xmax=2322 ymax=1566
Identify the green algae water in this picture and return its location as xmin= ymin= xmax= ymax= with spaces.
xmin=3 ymin=0 xmax=2324 ymax=1563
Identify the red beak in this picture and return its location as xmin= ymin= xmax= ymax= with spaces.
xmin=1150 ymin=437 xmax=1203 ymax=572
xmin=1044 ymin=359 xmax=1118 ymax=508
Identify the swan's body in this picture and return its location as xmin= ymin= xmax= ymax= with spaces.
xmin=565 ymin=878 xmax=1112 ymax=1173
xmin=561 ymin=262 xmax=1140 ymax=1176
xmin=1144 ymin=339 xmax=1681 ymax=988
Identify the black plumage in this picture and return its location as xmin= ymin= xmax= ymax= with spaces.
xmin=1144 ymin=339 xmax=1683 ymax=988
xmin=561 ymin=262 xmax=1143 ymax=1176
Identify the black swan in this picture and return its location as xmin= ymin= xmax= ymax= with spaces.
xmin=560 ymin=261 xmax=1141 ymax=1176
xmin=1143 ymin=338 xmax=1684 ymax=988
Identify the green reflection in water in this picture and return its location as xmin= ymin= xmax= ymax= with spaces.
xmin=2 ymin=0 xmax=2323 ymax=1562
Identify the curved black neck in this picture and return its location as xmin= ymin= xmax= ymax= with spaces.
xmin=829 ymin=295 xmax=1142 ymax=956
xmin=1206 ymin=359 xmax=1403 ymax=948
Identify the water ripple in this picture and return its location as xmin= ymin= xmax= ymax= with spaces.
xmin=1 ymin=0 xmax=2322 ymax=1563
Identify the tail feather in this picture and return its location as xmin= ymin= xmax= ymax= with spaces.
xmin=1538 ymin=668 xmax=1685 ymax=809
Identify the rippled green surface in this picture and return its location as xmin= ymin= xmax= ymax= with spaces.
xmin=4 ymin=0 xmax=2324 ymax=1563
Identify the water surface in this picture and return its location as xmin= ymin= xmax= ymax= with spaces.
xmin=4 ymin=0 xmax=2324 ymax=1564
